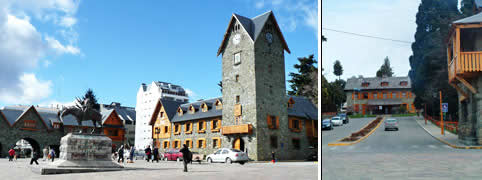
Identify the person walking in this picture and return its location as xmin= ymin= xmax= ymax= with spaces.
xmin=180 ymin=144 xmax=191 ymax=172
xmin=30 ymin=151 xmax=39 ymax=165
xmin=271 ymin=150 xmax=276 ymax=164
xmin=8 ymin=148 xmax=15 ymax=162
xmin=152 ymin=146 xmax=159 ymax=163
xmin=117 ymin=145 xmax=124 ymax=163
xmin=129 ymin=146 xmax=135 ymax=163
xmin=145 ymin=145 xmax=152 ymax=162
xmin=42 ymin=147 xmax=48 ymax=161
xmin=50 ymin=148 xmax=56 ymax=162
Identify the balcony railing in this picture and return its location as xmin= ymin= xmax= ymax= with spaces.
xmin=221 ymin=124 xmax=253 ymax=135
xmin=449 ymin=51 xmax=482 ymax=82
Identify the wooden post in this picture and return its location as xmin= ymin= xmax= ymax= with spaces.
xmin=440 ymin=91 xmax=444 ymax=135
xmin=456 ymin=27 xmax=461 ymax=73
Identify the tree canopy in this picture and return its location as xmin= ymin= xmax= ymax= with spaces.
xmin=288 ymin=54 xmax=318 ymax=105
xmin=376 ymin=57 xmax=394 ymax=78
xmin=333 ymin=60 xmax=343 ymax=80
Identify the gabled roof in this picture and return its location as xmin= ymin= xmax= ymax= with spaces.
xmin=287 ymin=96 xmax=318 ymax=120
xmin=454 ymin=11 xmax=482 ymax=24
xmin=171 ymin=97 xmax=222 ymax=123
xmin=100 ymin=103 xmax=136 ymax=123
xmin=149 ymin=98 xmax=186 ymax=125
xmin=100 ymin=109 xmax=115 ymax=124
xmin=217 ymin=11 xmax=290 ymax=56
xmin=344 ymin=76 xmax=411 ymax=91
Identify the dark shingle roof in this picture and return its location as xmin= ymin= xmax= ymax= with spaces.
xmin=454 ymin=11 xmax=482 ymax=24
xmin=171 ymin=97 xmax=222 ymax=123
xmin=344 ymin=76 xmax=411 ymax=91
xmin=160 ymin=99 xmax=185 ymax=121
xmin=217 ymin=11 xmax=290 ymax=56
xmin=100 ymin=104 xmax=136 ymax=123
xmin=287 ymin=96 xmax=318 ymax=120
xmin=1 ymin=106 xmax=25 ymax=125
xmin=100 ymin=109 xmax=115 ymax=124
xmin=0 ymin=106 xmax=94 ymax=128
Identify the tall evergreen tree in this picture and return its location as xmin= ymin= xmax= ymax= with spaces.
xmin=376 ymin=57 xmax=394 ymax=77
xmin=333 ymin=60 xmax=343 ymax=80
xmin=288 ymin=55 xmax=317 ymax=99
xmin=408 ymin=0 xmax=460 ymax=117
xmin=322 ymin=35 xmax=327 ymax=42
xmin=83 ymin=88 xmax=100 ymax=110
xmin=461 ymin=0 xmax=475 ymax=17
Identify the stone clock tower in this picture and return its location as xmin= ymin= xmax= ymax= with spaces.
xmin=217 ymin=11 xmax=291 ymax=161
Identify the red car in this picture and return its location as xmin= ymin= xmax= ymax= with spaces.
xmin=162 ymin=149 xmax=183 ymax=161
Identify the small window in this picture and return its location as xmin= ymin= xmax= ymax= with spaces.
xmin=373 ymin=92 xmax=378 ymax=99
xmin=270 ymin=116 xmax=277 ymax=128
xmin=381 ymin=82 xmax=389 ymax=87
xmin=292 ymin=138 xmax=300 ymax=150
xmin=383 ymin=92 xmax=387 ymax=99
xmin=212 ymin=120 xmax=218 ymax=129
xmin=402 ymin=92 xmax=407 ymax=98
xmin=400 ymin=81 xmax=408 ymax=86
xmin=212 ymin=138 xmax=220 ymax=148
xmin=269 ymin=85 xmax=273 ymax=94
xmin=199 ymin=121 xmax=204 ymax=131
xmin=293 ymin=119 xmax=300 ymax=129
xmin=361 ymin=82 xmax=370 ymax=87
xmin=234 ymin=52 xmax=241 ymax=65
xmin=154 ymin=127 xmax=160 ymax=134
xmin=235 ymin=75 xmax=239 ymax=82
xmin=164 ymin=126 xmax=168 ymax=133
xmin=270 ymin=136 xmax=278 ymax=148
xmin=163 ymin=141 xmax=169 ymax=149
xmin=175 ymin=124 xmax=180 ymax=133
xmin=362 ymin=93 xmax=369 ymax=99
xmin=268 ymin=64 xmax=272 ymax=73
xmin=186 ymin=123 xmax=191 ymax=132
xmin=392 ymin=92 xmax=397 ymax=99
xmin=236 ymin=95 xmax=240 ymax=104
xmin=160 ymin=112 xmax=164 ymax=118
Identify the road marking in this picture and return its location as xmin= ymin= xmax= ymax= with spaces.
xmin=330 ymin=146 xmax=338 ymax=150
xmin=428 ymin=145 xmax=437 ymax=149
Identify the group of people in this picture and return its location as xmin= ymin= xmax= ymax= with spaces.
xmin=7 ymin=146 xmax=56 ymax=165
xmin=115 ymin=144 xmax=135 ymax=163
xmin=143 ymin=145 xmax=161 ymax=163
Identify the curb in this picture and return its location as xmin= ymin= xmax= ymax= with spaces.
xmin=327 ymin=116 xmax=386 ymax=146
xmin=415 ymin=118 xmax=482 ymax=149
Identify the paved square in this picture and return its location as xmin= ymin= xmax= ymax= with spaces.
xmin=1 ymin=159 xmax=318 ymax=180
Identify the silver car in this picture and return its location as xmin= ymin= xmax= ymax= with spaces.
xmin=331 ymin=116 xmax=343 ymax=126
xmin=206 ymin=148 xmax=249 ymax=165
xmin=384 ymin=118 xmax=398 ymax=131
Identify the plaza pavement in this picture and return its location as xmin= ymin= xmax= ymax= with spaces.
xmin=0 ymin=158 xmax=318 ymax=180
xmin=322 ymin=116 xmax=482 ymax=179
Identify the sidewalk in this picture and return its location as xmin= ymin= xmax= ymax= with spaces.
xmin=415 ymin=117 xmax=482 ymax=149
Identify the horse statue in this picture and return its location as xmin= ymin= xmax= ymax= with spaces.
xmin=59 ymin=98 xmax=103 ymax=134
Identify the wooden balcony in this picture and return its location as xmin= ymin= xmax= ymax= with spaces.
xmin=449 ymin=51 xmax=482 ymax=83
xmin=221 ymin=124 xmax=253 ymax=135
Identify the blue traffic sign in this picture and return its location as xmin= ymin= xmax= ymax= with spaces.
xmin=442 ymin=103 xmax=448 ymax=113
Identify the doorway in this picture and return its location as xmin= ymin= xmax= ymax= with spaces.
xmin=232 ymin=137 xmax=245 ymax=151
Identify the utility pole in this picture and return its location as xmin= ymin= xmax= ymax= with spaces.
xmin=440 ymin=91 xmax=444 ymax=135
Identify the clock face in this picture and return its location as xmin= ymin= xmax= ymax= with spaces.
xmin=266 ymin=33 xmax=273 ymax=44
xmin=233 ymin=33 xmax=241 ymax=45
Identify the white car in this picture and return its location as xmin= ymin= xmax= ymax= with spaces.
xmin=206 ymin=148 xmax=249 ymax=165
xmin=331 ymin=116 xmax=343 ymax=126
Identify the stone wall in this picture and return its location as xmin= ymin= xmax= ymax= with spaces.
xmin=457 ymin=78 xmax=481 ymax=145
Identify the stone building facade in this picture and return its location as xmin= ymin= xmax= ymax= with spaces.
xmin=149 ymin=11 xmax=318 ymax=161
xmin=344 ymin=76 xmax=416 ymax=115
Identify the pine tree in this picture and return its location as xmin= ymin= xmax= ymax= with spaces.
xmin=322 ymin=35 xmax=327 ymax=42
xmin=461 ymin=0 xmax=475 ymax=17
xmin=376 ymin=57 xmax=394 ymax=77
xmin=288 ymin=55 xmax=317 ymax=99
xmin=408 ymin=0 xmax=460 ymax=116
xmin=82 ymin=88 xmax=100 ymax=110
xmin=333 ymin=60 xmax=343 ymax=80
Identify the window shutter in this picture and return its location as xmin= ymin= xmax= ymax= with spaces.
xmin=352 ymin=93 xmax=354 ymax=100
xmin=217 ymin=120 xmax=221 ymax=129
xmin=299 ymin=119 xmax=303 ymax=131
xmin=267 ymin=115 xmax=273 ymax=129
xmin=184 ymin=123 xmax=187 ymax=132
xmin=210 ymin=120 xmax=214 ymax=130
xmin=358 ymin=92 xmax=361 ymax=99
xmin=203 ymin=121 xmax=206 ymax=130
xmin=288 ymin=119 xmax=293 ymax=129
xmin=203 ymin=140 xmax=206 ymax=148
xmin=276 ymin=116 xmax=280 ymax=129
xmin=218 ymin=139 xmax=221 ymax=148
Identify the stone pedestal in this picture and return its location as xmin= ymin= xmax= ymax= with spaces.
xmin=52 ymin=133 xmax=122 ymax=168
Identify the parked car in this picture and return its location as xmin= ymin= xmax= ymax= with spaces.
xmin=206 ymin=148 xmax=249 ymax=165
xmin=331 ymin=116 xmax=343 ymax=126
xmin=339 ymin=113 xmax=349 ymax=124
xmin=163 ymin=149 xmax=183 ymax=161
xmin=322 ymin=119 xmax=333 ymax=130
xmin=134 ymin=150 xmax=146 ymax=160
xmin=191 ymin=152 xmax=204 ymax=164
xmin=384 ymin=118 xmax=398 ymax=131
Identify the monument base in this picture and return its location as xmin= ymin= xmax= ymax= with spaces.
xmin=31 ymin=165 xmax=126 ymax=175
xmin=49 ymin=133 xmax=123 ymax=172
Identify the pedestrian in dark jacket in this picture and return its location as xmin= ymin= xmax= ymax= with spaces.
xmin=30 ymin=151 xmax=39 ymax=165
xmin=50 ymin=149 xmax=56 ymax=162
xmin=180 ymin=144 xmax=191 ymax=172
xmin=145 ymin=145 xmax=152 ymax=162
xmin=271 ymin=150 xmax=276 ymax=163
xmin=153 ymin=147 xmax=159 ymax=163
xmin=118 ymin=145 xmax=124 ymax=163
xmin=129 ymin=146 xmax=135 ymax=163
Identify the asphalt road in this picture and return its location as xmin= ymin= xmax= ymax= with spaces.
xmin=322 ymin=116 xmax=482 ymax=179
xmin=321 ymin=117 xmax=374 ymax=146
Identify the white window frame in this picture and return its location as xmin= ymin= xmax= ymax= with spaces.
xmin=234 ymin=52 xmax=241 ymax=65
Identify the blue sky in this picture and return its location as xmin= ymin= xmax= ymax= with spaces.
xmin=0 ymin=0 xmax=318 ymax=108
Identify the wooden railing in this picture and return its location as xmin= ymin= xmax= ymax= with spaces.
xmin=221 ymin=124 xmax=253 ymax=135
xmin=449 ymin=51 xmax=482 ymax=82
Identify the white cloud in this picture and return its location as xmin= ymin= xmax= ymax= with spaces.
xmin=59 ymin=16 xmax=76 ymax=27
xmin=185 ymin=88 xmax=200 ymax=101
xmin=45 ymin=35 xmax=80 ymax=55
xmin=0 ymin=73 xmax=52 ymax=104
xmin=0 ymin=0 xmax=82 ymax=106
xmin=255 ymin=0 xmax=265 ymax=9
xmin=321 ymin=0 xmax=419 ymax=81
